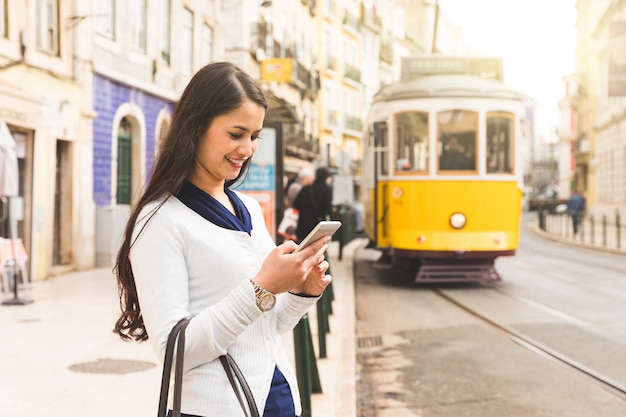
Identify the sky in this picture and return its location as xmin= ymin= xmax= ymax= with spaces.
xmin=437 ymin=0 xmax=578 ymax=143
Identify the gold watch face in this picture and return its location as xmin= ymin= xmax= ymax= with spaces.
xmin=258 ymin=292 xmax=276 ymax=312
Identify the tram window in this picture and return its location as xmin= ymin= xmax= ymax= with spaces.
xmin=394 ymin=111 xmax=428 ymax=173
xmin=486 ymin=112 xmax=514 ymax=174
xmin=437 ymin=110 xmax=477 ymax=172
xmin=373 ymin=121 xmax=389 ymax=176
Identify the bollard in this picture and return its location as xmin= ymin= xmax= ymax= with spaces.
xmin=538 ymin=208 xmax=545 ymax=230
xmin=316 ymin=292 xmax=330 ymax=359
xmin=293 ymin=314 xmax=322 ymax=417
xmin=580 ymin=216 xmax=585 ymax=242
xmin=338 ymin=205 xmax=346 ymax=261
xmin=324 ymin=251 xmax=334 ymax=311
xmin=602 ymin=214 xmax=607 ymax=246
xmin=326 ymin=280 xmax=334 ymax=312
xmin=617 ymin=211 xmax=621 ymax=250
xmin=316 ymin=251 xmax=333 ymax=358
xmin=590 ymin=215 xmax=595 ymax=245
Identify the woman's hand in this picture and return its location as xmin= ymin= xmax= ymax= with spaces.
xmin=290 ymin=258 xmax=332 ymax=297
xmin=253 ymin=236 xmax=331 ymax=295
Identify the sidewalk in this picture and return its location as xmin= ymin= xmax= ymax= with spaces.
xmin=0 ymin=239 xmax=364 ymax=417
xmin=532 ymin=210 xmax=626 ymax=256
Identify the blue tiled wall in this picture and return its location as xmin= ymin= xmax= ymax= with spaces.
xmin=92 ymin=74 xmax=173 ymax=206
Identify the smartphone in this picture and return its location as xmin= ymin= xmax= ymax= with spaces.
xmin=294 ymin=221 xmax=342 ymax=252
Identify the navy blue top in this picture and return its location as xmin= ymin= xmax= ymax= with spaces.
xmin=177 ymin=180 xmax=252 ymax=235
xmin=175 ymin=180 xmax=297 ymax=417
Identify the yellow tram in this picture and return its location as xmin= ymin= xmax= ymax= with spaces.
xmin=361 ymin=57 xmax=528 ymax=282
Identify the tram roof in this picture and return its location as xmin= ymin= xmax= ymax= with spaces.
xmin=373 ymin=74 xmax=524 ymax=103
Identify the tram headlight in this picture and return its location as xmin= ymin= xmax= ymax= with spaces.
xmin=449 ymin=212 xmax=466 ymax=229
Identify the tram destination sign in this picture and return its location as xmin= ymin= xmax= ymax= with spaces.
xmin=401 ymin=56 xmax=503 ymax=82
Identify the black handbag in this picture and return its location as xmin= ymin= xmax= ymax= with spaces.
xmin=157 ymin=317 xmax=260 ymax=417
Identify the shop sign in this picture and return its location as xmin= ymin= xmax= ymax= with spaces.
xmin=0 ymin=107 xmax=28 ymax=124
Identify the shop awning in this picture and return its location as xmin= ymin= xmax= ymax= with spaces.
xmin=283 ymin=155 xmax=314 ymax=175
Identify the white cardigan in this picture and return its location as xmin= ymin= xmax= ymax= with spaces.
xmin=129 ymin=192 xmax=318 ymax=416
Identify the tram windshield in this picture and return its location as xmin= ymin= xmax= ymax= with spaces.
xmin=394 ymin=111 xmax=428 ymax=174
xmin=486 ymin=112 xmax=514 ymax=174
xmin=438 ymin=110 xmax=477 ymax=172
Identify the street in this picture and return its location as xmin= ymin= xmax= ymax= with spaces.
xmin=355 ymin=213 xmax=626 ymax=416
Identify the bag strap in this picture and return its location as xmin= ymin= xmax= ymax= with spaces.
xmin=158 ymin=317 xmax=191 ymax=417
xmin=220 ymin=355 xmax=261 ymax=417
xmin=158 ymin=318 xmax=260 ymax=417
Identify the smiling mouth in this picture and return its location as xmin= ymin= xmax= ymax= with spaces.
xmin=225 ymin=156 xmax=247 ymax=167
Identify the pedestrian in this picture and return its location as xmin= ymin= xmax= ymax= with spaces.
xmin=113 ymin=62 xmax=332 ymax=417
xmin=567 ymin=190 xmax=585 ymax=235
xmin=293 ymin=167 xmax=333 ymax=243
xmin=285 ymin=167 xmax=314 ymax=208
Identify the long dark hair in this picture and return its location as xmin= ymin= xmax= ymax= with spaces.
xmin=114 ymin=62 xmax=268 ymax=341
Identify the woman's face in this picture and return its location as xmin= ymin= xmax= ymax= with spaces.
xmin=193 ymin=98 xmax=265 ymax=185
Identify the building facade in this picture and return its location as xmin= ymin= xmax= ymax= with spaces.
xmin=0 ymin=0 xmax=95 ymax=279
xmin=575 ymin=0 xmax=626 ymax=219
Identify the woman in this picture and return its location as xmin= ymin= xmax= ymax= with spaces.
xmin=114 ymin=62 xmax=332 ymax=417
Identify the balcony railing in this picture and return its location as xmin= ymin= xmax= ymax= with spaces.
xmin=344 ymin=64 xmax=361 ymax=83
xmin=380 ymin=41 xmax=393 ymax=64
xmin=343 ymin=12 xmax=362 ymax=32
xmin=325 ymin=55 xmax=337 ymax=71
xmin=285 ymin=127 xmax=319 ymax=160
xmin=325 ymin=110 xmax=338 ymax=127
xmin=344 ymin=115 xmax=362 ymax=132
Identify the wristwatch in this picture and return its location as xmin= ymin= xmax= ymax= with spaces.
xmin=250 ymin=280 xmax=276 ymax=312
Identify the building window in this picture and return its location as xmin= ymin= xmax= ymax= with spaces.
xmin=182 ymin=8 xmax=194 ymax=74
xmin=36 ymin=0 xmax=59 ymax=55
xmin=131 ymin=0 xmax=147 ymax=52
xmin=161 ymin=0 xmax=171 ymax=64
xmin=96 ymin=0 xmax=115 ymax=39
xmin=0 ymin=0 xmax=7 ymax=38
xmin=200 ymin=23 xmax=213 ymax=66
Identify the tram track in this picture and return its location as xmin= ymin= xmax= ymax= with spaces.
xmin=432 ymin=287 xmax=626 ymax=401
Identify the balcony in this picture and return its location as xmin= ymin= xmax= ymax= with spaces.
xmin=325 ymin=55 xmax=337 ymax=71
xmin=379 ymin=42 xmax=394 ymax=65
xmin=285 ymin=127 xmax=319 ymax=160
xmin=325 ymin=110 xmax=338 ymax=128
xmin=301 ymin=0 xmax=316 ymax=15
xmin=343 ymin=12 xmax=362 ymax=33
xmin=344 ymin=115 xmax=362 ymax=133
xmin=363 ymin=11 xmax=382 ymax=31
xmin=344 ymin=64 xmax=361 ymax=83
